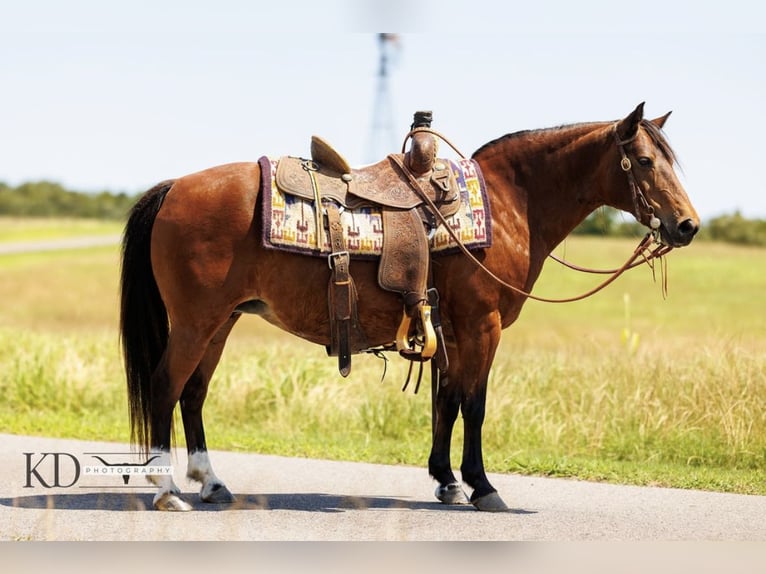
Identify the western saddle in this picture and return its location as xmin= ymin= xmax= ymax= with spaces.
xmin=274 ymin=111 xmax=460 ymax=377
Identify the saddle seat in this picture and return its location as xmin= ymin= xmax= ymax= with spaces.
xmin=276 ymin=136 xmax=461 ymax=216
xmin=273 ymin=131 xmax=457 ymax=376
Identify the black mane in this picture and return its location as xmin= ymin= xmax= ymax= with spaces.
xmin=472 ymin=119 xmax=677 ymax=165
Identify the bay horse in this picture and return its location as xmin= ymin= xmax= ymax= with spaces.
xmin=120 ymin=103 xmax=699 ymax=511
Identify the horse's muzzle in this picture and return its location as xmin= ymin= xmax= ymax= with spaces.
xmin=662 ymin=217 xmax=699 ymax=247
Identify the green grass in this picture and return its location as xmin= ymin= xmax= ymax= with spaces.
xmin=1 ymin=233 xmax=765 ymax=495
xmin=0 ymin=216 xmax=122 ymax=243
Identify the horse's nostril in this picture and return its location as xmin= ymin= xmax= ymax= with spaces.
xmin=678 ymin=218 xmax=699 ymax=237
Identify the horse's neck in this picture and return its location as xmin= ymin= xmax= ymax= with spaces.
xmin=478 ymin=123 xmax=614 ymax=253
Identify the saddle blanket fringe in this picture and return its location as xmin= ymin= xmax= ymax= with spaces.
xmin=259 ymin=156 xmax=492 ymax=258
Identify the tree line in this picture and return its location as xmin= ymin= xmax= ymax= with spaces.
xmin=0 ymin=180 xmax=135 ymax=220
xmin=1 ymin=180 xmax=764 ymax=247
xmin=572 ymin=207 xmax=766 ymax=247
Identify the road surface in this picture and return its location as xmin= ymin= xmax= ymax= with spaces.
xmin=2 ymin=433 xmax=765 ymax=542
xmin=0 ymin=235 xmax=121 ymax=255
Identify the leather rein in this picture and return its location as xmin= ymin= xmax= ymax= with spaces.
xmin=395 ymin=124 xmax=673 ymax=304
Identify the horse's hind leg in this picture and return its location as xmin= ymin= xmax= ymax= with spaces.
xmin=149 ymin=325 xmax=221 ymax=511
xmin=181 ymin=314 xmax=240 ymax=504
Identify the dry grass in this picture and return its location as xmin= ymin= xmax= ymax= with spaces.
xmin=1 ymin=234 xmax=764 ymax=493
xmin=0 ymin=216 xmax=122 ymax=243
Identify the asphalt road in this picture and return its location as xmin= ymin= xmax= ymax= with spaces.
xmin=0 ymin=235 xmax=120 ymax=255
xmin=0 ymin=234 xmax=122 ymax=255
xmin=2 ymin=433 xmax=765 ymax=542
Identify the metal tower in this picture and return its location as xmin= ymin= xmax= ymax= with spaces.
xmin=367 ymin=34 xmax=400 ymax=163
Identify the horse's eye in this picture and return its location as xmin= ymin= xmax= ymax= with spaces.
xmin=637 ymin=157 xmax=653 ymax=168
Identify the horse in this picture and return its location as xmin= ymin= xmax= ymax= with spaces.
xmin=120 ymin=102 xmax=699 ymax=511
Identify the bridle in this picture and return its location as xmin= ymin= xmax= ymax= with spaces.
xmin=613 ymin=125 xmax=662 ymax=233
xmin=397 ymin=123 xmax=673 ymax=304
xmin=548 ymin=123 xmax=674 ymax=277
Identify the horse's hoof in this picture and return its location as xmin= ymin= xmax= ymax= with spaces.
xmin=435 ymin=482 xmax=470 ymax=505
xmin=201 ymin=482 xmax=235 ymax=504
xmin=472 ymin=491 xmax=509 ymax=512
xmin=153 ymin=492 xmax=193 ymax=511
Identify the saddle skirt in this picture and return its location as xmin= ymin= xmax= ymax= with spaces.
xmin=258 ymin=155 xmax=492 ymax=258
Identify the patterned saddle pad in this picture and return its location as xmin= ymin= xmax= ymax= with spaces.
xmin=258 ymin=155 xmax=492 ymax=258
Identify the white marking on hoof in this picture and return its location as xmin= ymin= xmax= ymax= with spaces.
xmin=187 ymin=451 xmax=234 ymax=504
xmin=472 ymin=491 xmax=509 ymax=512
xmin=146 ymin=451 xmax=187 ymax=510
xmin=153 ymin=491 xmax=193 ymax=511
xmin=435 ymin=482 xmax=470 ymax=505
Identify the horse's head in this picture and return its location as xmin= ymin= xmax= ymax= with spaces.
xmin=611 ymin=103 xmax=700 ymax=247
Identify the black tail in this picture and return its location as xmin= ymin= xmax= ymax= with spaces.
xmin=120 ymin=180 xmax=174 ymax=453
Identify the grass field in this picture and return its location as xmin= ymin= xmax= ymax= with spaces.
xmin=1 ymin=218 xmax=764 ymax=494
xmin=0 ymin=216 xmax=122 ymax=243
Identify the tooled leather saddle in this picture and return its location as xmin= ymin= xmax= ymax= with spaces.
xmin=273 ymin=112 xmax=462 ymax=377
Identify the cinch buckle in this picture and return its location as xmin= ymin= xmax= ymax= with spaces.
xmin=327 ymin=250 xmax=349 ymax=269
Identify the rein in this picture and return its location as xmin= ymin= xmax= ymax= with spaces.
xmin=548 ymin=242 xmax=672 ymax=275
xmin=394 ymin=124 xmax=673 ymax=304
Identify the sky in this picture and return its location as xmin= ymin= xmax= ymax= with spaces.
xmin=1 ymin=1 xmax=764 ymax=221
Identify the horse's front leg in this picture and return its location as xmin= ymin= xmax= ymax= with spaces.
xmin=450 ymin=314 xmax=509 ymax=512
xmin=460 ymin=382 xmax=508 ymax=511
xmin=429 ymin=378 xmax=470 ymax=505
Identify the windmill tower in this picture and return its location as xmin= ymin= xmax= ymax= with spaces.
xmin=367 ymin=34 xmax=400 ymax=163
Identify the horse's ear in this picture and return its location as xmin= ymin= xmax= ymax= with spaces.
xmin=651 ymin=111 xmax=672 ymax=129
xmin=616 ymin=102 xmax=645 ymax=142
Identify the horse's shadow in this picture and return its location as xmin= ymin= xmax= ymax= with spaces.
xmin=0 ymin=491 xmax=535 ymax=514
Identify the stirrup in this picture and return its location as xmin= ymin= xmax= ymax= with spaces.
xmin=395 ymin=305 xmax=437 ymax=361
xmin=419 ymin=305 xmax=437 ymax=358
